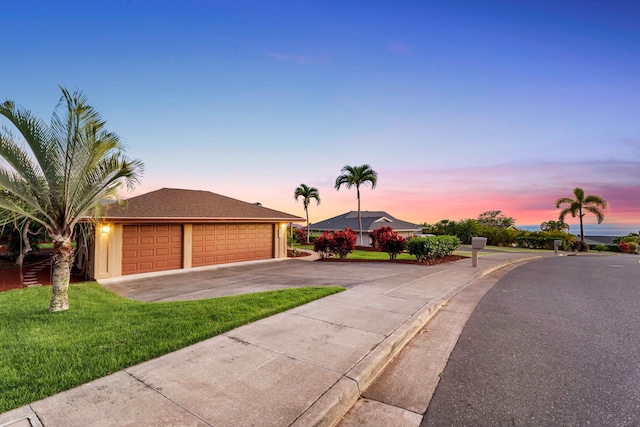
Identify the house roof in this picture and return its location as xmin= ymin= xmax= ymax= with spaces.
xmin=309 ymin=211 xmax=422 ymax=232
xmin=99 ymin=188 xmax=304 ymax=222
xmin=578 ymin=235 xmax=616 ymax=245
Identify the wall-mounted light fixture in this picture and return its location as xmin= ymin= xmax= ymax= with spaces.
xmin=101 ymin=225 xmax=110 ymax=234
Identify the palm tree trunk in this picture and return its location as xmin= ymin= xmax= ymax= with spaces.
xmin=305 ymin=208 xmax=310 ymax=243
xmin=50 ymin=240 xmax=74 ymax=312
xmin=357 ymin=186 xmax=363 ymax=246
xmin=579 ymin=209 xmax=585 ymax=243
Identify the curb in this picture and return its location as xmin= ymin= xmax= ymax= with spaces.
xmin=294 ymin=254 xmax=545 ymax=427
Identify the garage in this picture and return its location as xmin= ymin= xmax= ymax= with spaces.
xmin=122 ymin=224 xmax=183 ymax=275
xmin=91 ymin=188 xmax=303 ymax=280
xmin=192 ymin=223 xmax=274 ymax=267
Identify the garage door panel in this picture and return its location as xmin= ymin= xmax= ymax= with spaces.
xmin=192 ymin=223 xmax=274 ymax=267
xmin=122 ymin=224 xmax=183 ymax=275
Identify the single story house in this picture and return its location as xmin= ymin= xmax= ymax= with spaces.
xmin=577 ymin=235 xmax=616 ymax=246
xmin=88 ymin=188 xmax=304 ymax=280
xmin=309 ymin=211 xmax=423 ymax=246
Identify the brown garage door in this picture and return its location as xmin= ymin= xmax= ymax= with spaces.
xmin=122 ymin=224 xmax=183 ymax=275
xmin=192 ymin=223 xmax=274 ymax=267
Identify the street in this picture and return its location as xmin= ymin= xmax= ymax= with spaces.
xmin=423 ymin=255 xmax=640 ymax=426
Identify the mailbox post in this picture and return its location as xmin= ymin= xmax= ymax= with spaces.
xmin=554 ymin=239 xmax=563 ymax=255
xmin=471 ymin=237 xmax=487 ymax=267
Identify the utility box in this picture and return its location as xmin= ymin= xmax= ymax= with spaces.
xmin=471 ymin=237 xmax=487 ymax=250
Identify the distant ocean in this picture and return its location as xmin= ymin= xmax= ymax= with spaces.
xmin=520 ymin=224 xmax=640 ymax=237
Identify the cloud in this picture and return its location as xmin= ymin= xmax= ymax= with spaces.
xmin=266 ymin=52 xmax=329 ymax=65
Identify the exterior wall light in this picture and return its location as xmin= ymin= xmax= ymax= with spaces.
xmin=101 ymin=225 xmax=110 ymax=234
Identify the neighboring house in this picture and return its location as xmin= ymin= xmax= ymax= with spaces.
xmin=577 ymin=235 xmax=616 ymax=246
xmin=88 ymin=188 xmax=304 ymax=280
xmin=309 ymin=211 xmax=422 ymax=245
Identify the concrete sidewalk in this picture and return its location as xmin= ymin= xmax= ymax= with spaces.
xmin=0 ymin=252 xmax=545 ymax=427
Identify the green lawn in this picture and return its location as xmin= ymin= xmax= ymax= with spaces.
xmin=0 ymin=283 xmax=343 ymax=413
xmin=345 ymin=250 xmax=421 ymax=261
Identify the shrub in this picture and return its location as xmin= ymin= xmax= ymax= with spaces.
xmin=368 ymin=226 xmax=393 ymax=250
xmin=313 ymin=228 xmax=357 ymax=259
xmin=406 ymin=235 xmax=460 ymax=262
xmin=293 ymin=228 xmax=308 ymax=244
xmin=629 ymin=242 xmax=638 ymax=254
xmin=371 ymin=227 xmax=406 ymax=260
xmin=313 ymin=233 xmax=331 ymax=259
xmin=329 ymin=228 xmax=357 ymax=258
xmin=573 ymin=241 xmax=589 ymax=252
xmin=516 ymin=232 xmax=575 ymax=250
xmin=477 ymin=225 xmax=519 ymax=246
xmin=594 ymin=244 xmax=608 ymax=252
xmin=619 ymin=241 xmax=630 ymax=253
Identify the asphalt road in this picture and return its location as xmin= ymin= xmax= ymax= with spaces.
xmin=422 ymin=254 xmax=640 ymax=426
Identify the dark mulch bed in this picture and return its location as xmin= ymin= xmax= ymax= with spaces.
xmin=287 ymin=250 xmax=312 ymax=258
xmin=0 ymin=253 xmax=84 ymax=292
xmin=317 ymin=255 xmax=467 ymax=266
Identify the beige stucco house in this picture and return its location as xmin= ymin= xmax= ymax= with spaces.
xmin=89 ymin=188 xmax=304 ymax=280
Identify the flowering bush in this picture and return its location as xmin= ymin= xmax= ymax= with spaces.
xmin=329 ymin=228 xmax=357 ymax=258
xmin=368 ymin=226 xmax=393 ymax=249
xmin=619 ymin=241 xmax=630 ymax=253
xmin=370 ymin=227 xmax=406 ymax=259
xmin=313 ymin=233 xmax=332 ymax=259
xmin=293 ymin=228 xmax=308 ymax=244
xmin=312 ymin=228 xmax=357 ymax=259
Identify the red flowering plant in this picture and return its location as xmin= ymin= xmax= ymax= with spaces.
xmin=371 ymin=227 xmax=406 ymax=260
xmin=313 ymin=228 xmax=357 ymax=259
xmin=293 ymin=227 xmax=308 ymax=244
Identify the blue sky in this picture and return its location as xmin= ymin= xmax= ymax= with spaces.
xmin=2 ymin=0 xmax=639 ymax=228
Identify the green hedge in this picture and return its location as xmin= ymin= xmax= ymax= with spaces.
xmin=406 ymin=235 xmax=460 ymax=262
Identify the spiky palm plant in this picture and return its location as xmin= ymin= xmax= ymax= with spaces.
xmin=334 ymin=164 xmax=378 ymax=246
xmin=0 ymin=87 xmax=143 ymax=312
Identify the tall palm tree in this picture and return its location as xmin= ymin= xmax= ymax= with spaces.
xmin=0 ymin=87 xmax=143 ymax=312
xmin=555 ymin=187 xmax=607 ymax=243
xmin=294 ymin=184 xmax=320 ymax=243
xmin=334 ymin=164 xmax=378 ymax=246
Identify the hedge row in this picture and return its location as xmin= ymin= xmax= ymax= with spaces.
xmin=405 ymin=235 xmax=460 ymax=262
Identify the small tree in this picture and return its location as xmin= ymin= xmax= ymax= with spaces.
xmin=293 ymin=227 xmax=307 ymax=244
xmin=328 ymin=228 xmax=357 ymax=259
xmin=477 ymin=210 xmax=515 ymax=228
xmin=540 ymin=220 xmax=570 ymax=233
xmin=313 ymin=228 xmax=357 ymax=259
xmin=370 ymin=227 xmax=406 ymax=259
xmin=368 ymin=226 xmax=393 ymax=249
xmin=313 ymin=232 xmax=332 ymax=259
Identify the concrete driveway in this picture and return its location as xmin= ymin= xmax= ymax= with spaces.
xmin=99 ymin=258 xmax=429 ymax=302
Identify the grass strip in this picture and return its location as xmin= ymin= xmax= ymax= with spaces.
xmin=0 ymin=282 xmax=343 ymax=413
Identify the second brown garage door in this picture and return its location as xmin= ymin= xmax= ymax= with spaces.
xmin=192 ymin=223 xmax=274 ymax=267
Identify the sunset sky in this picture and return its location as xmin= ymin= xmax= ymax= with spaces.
xmin=2 ymin=1 xmax=639 ymax=229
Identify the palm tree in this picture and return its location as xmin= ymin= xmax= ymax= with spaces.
xmin=0 ymin=87 xmax=143 ymax=312
xmin=334 ymin=164 xmax=378 ymax=246
xmin=294 ymin=183 xmax=320 ymax=243
xmin=555 ymin=187 xmax=607 ymax=243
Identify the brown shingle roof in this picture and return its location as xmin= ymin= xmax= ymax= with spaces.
xmin=100 ymin=188 xmax=304 ymax=221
